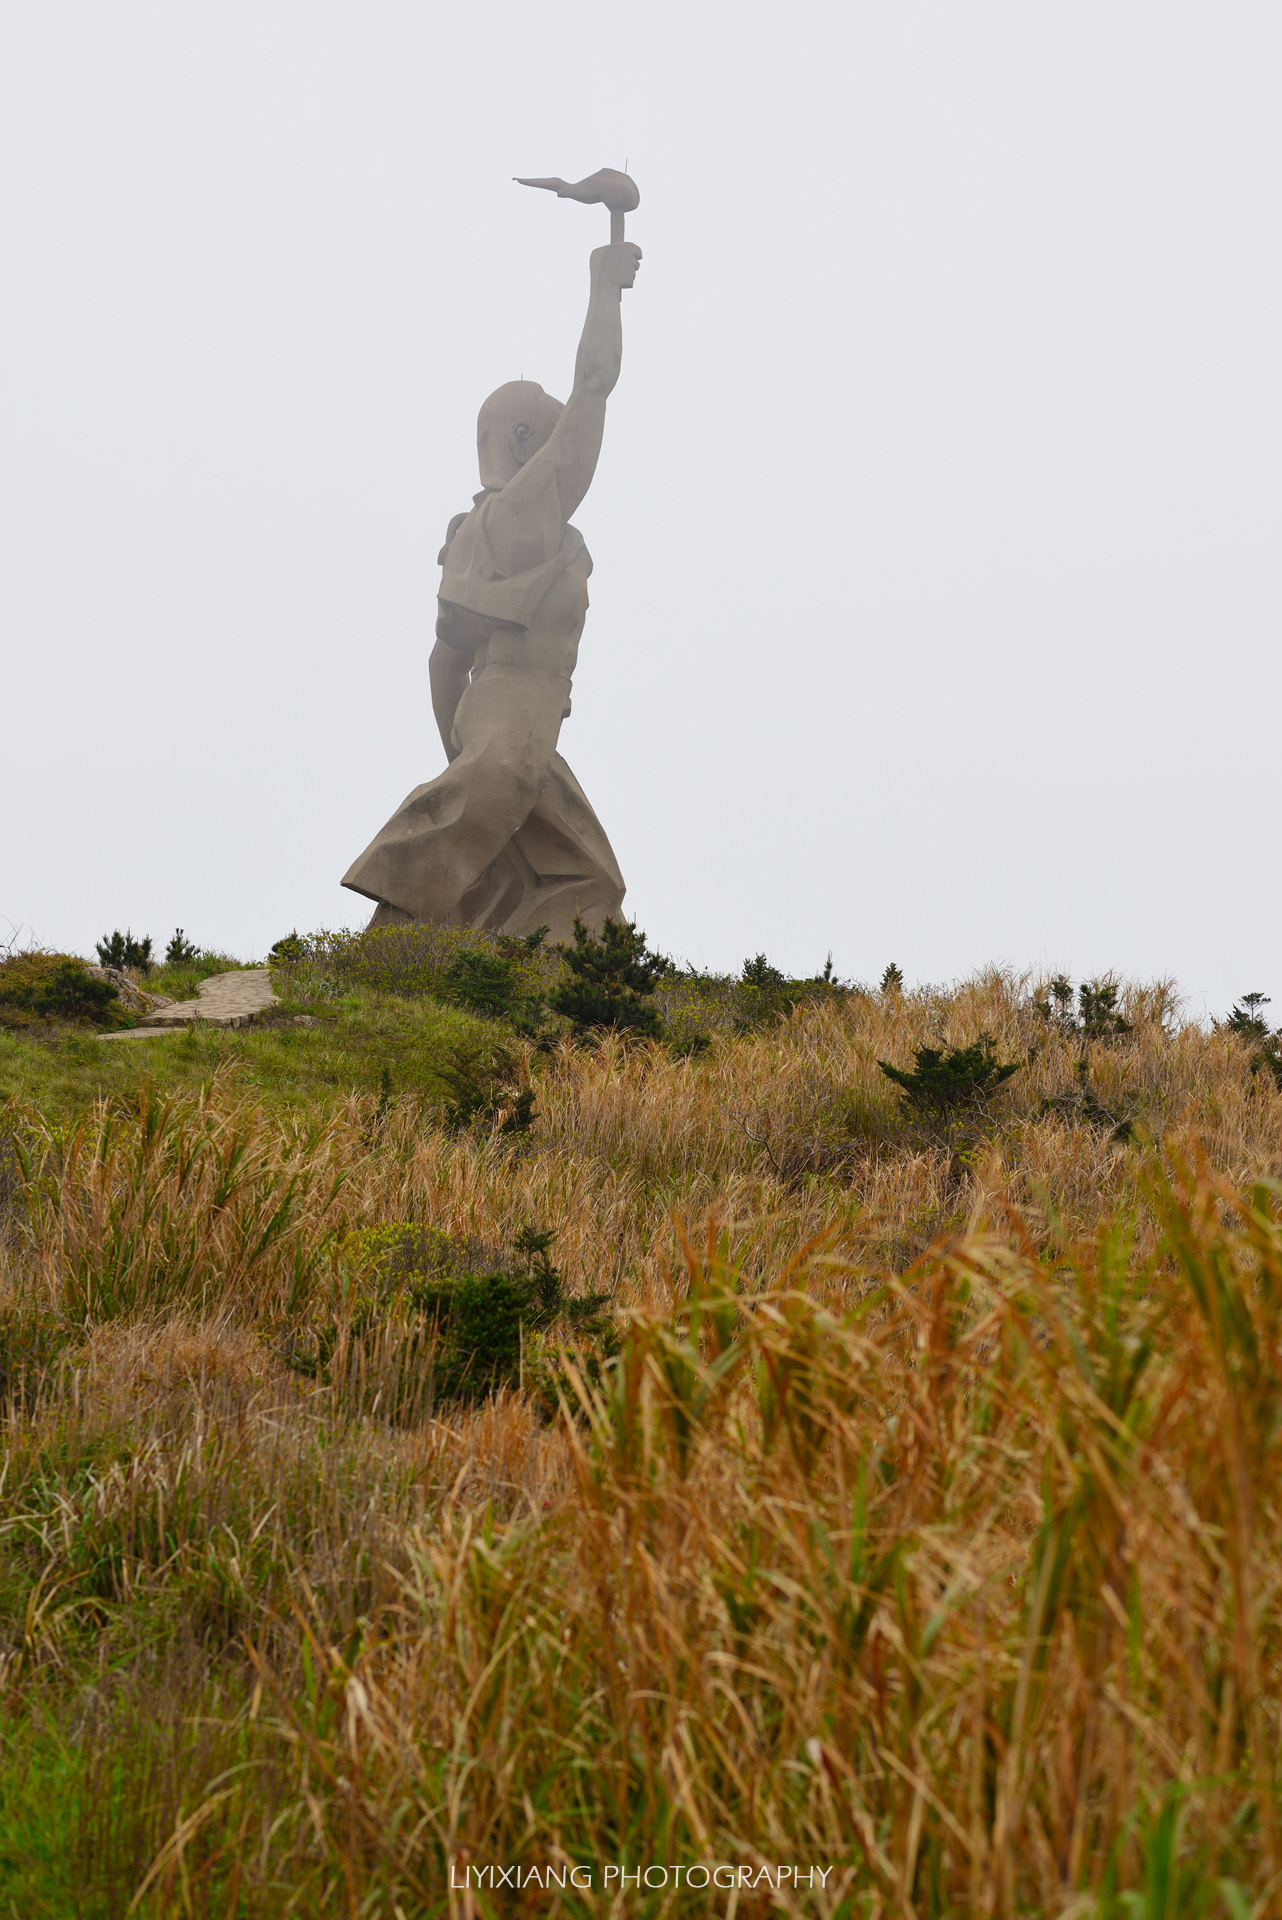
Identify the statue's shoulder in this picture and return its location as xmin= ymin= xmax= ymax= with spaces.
xmin=437 ymin=507 xmax=473 ymax=567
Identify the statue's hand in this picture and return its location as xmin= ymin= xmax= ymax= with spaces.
xmin=591 ymin=241 xmax=642 ymax=290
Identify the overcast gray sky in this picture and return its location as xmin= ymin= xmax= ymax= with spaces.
xmin=2 ymin=2 xmax=1278 ymax=1016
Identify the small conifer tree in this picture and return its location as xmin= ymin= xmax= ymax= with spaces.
xmin=165 ymin=928 xmax=198 ymax=966
xmin=1217 ymin=992 xmax=1282 ymax=1089
xmin=741 ymin=954 xmax=786 ymax=992
xmin=1223 ymin=992 xmax=1272 ymax=1046
xmin=96 ymin=929 xmax=153 ymax=973
xmin=879 ymin=1035 xmax=1019 ymax=1119
xmin=550 ymin=917 xmax=669 ymax=1039
xmin=1078 ymin=979 xmax=1131 ymax=1040
xmin=1035 ymin=975 xmax=1131 ymax=1041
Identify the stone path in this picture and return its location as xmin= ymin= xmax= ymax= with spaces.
xmin=99 ymin=968 xmax=278 ymax=1041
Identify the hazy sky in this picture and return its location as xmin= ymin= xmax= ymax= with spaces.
xmin=2 ymin=3 xmax=1278 ymax=1017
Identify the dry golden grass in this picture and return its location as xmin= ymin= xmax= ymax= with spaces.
xmin=1 ymin=970 xmax=1281 ymax=1915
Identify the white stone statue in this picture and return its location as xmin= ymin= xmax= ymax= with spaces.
xmin=342 ymin=170 xmax=641 ymax=941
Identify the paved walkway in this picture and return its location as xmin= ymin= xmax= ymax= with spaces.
xmin=100 ymin=968 xmax=278 ymax=1041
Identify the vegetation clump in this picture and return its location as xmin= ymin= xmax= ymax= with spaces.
xmin=2 ymin=940 xmax=1281 ymax=1909
xmin=879 ymin=1032 xmax=1020 ymax=1121
xmin=284 ymin=1222 xmax=612 ymax=1413
xmin=433 ymin=1034 xmax=536 ymax=1134
xmin=1218 ymin=991 xmax=1282 ymax=1089
xmin=734 ymin=951 xmax=802 ymax=1030
xmin=0 ymin=951 xmax=122 ymax=1030
xmin=267 ymin=922 xmax=553 ymax=1006
xmin=164 ymin=928 xmax=198 ymax=967
xmin=1037 ymin=971 xmax=1134 ymax=1040
xmin=95 ymin=929 xmax=153 ymax=973
xmin=403 ymin=1223 xmax=611 ymax=1403
xmin=441 ymin=927 xmax=549 ymax=1035
xmin=1040 ymin=1055 xmax=1135 ymax=1141
xmin=549 ymin=914 xmax=671 ymax=1038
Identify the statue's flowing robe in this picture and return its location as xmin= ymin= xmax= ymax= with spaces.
xmin=341 ymin=473 xmax=625 ymax=940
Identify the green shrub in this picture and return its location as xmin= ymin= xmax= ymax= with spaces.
xmin=0 ymin=1297 xmax=70 ymax=1410
xmin=270 ymin=924 xmax=554 ymax=1010
xmin=441 ymin=933 xmax=553 ymax=1029
xmin=550 ymin=917 xmax=670 ymax=1039
xmin=1040 ymin=1057 xmax=1134 ymax=1142
xmin=269 ymin=931 xmax=307 ymax=967
xmin=734 ymin=952 xmax=806 ymax=1032
xmin=0 ymin=953 xmax=122 ymax=1030
xmin=411 ymin=1225 xmax=613 ymax=1406
xmin=289 ymin=1224 xmax=613 ymax=1413
xmin=443 ymin=948 xmax=520 ymax=1018
xmin=0 ymin=1116 xmax=25 ymax=1232
xmin=879 ymin=1035 xmax=1019 ymax=1120
xmin=432 ymin=1036 xmax=536 ymax=1134
xmin=741 ymin=953 xmax=785 ymax=993
xmin=655 ymin=960 xmax=851 ymax=1049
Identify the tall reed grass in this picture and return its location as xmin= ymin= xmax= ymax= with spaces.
xmin=0 ymin=969 xmax=1279 ymax=1914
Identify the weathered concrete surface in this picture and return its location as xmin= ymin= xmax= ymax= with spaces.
xmin=99 ymin=969 xmax=277 ymax=1041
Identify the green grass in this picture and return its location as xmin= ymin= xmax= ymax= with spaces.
xmin=0 ymin=1714 xmax=83 ymax=1914
xmin=140 ymin=948 xmax=247 ymax=1004
xmin=0 ymin=984 xmax=490 ymax=1117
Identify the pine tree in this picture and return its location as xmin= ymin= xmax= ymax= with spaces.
xmin=95 ymin=929 xmax=153 ymax=973
xmin=550 ymin=917 xmax=670 ymax=1039
xmin=879 ymin=1036 xmax=1019 ymax=1119
xmin=1078 ymin=979 xmax=1131 ymax=1040
xmin=165 ymin=929 xmax=198 ymax=966
xmin=1217 ymin=992 xmax=1282 ymax=1089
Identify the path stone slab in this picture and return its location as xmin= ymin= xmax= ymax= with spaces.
xmin=99 ymin=969 xmax=277 ymax=1040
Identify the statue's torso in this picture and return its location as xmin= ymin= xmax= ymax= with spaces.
xmin=436 ymin=474 xmax=592 ymax=696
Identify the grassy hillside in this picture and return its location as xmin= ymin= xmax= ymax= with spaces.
xmin=1 ymin=930 xmax=1280 ymax=1916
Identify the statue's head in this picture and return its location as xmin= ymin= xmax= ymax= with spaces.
xmin=476 ymin=381 xmax=564 ymax=489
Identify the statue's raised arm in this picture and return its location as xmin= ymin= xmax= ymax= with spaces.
xmin=473 ymin=240 xmax=641 ymax=575
xmin=538 ymin=240 xmax=641 ymax=520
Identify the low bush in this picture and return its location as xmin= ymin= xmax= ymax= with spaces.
xmin=441 ymin=930 xmax=550 ymax=1033
xmin=283 ymin=1222 xmax=614 ymax=1415
xmin=879 ymin=1033 xmax=1021 ymax=1121
xmin=0 ymin=1296 xmax=71 ymax=1409
xmin=442 ymin=946 xmax=521 ymax=1018
xmin=270 ymin=923 xmax=553 ymax=1005
xmin=431 ymin=1034 xmax=536 ymax=1134
xmin=731 ymin=951 xmax=851 ymax=1034
xmin=0 ymin=952 xmax=122 ymax=1031
xmin=1040 ymin=1055 xmax=1135 ymax=1141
